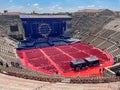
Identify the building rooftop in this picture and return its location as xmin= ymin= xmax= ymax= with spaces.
xmin=78 ymin=9 xmax=110 ymax=13
xmin=1 ymin=12 xmax=22 ymax=15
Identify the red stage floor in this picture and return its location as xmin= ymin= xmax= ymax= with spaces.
xmin=17 ymin=42 xmax=114 ymax=77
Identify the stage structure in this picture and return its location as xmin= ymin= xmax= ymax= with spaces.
xmin=20 ymin=15 xmax=72 ymax=39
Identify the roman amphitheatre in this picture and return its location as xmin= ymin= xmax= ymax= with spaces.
xmin=0 ymin=9 xmax=120 ymax=90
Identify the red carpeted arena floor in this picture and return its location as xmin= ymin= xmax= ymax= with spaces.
xmin=17 ymin=42 xmax=114 ymax=77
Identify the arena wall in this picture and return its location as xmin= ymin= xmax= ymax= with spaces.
xmin=0 ymin=15 xmax=24 ymax=40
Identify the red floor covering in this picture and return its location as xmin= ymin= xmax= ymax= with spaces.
xmin=17 ymin=42 xmax=114 ymax=77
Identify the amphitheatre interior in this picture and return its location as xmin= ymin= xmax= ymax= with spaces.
xmin=0 ymin=9 xmax=120 ymax=89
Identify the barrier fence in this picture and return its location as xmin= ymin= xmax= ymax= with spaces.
xmin=0 ymin=66 xmax=120 ymax=84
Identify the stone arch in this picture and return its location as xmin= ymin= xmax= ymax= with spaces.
xmin=0 ymin=61 xmax=3 ymax=66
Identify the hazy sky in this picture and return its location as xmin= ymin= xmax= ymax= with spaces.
xmin=0 ymin=0 xmax=120 ymax=13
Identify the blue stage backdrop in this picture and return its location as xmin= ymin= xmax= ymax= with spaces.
xmin=20 ymin=15 xmax=72 ymax=39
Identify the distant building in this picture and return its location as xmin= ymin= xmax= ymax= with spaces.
xmin=74 ymin=9 xmax=115 ymax=16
